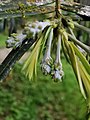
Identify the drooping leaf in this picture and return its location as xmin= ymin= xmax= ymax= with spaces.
xmin=78 ymin=61 xmax=90 ymax=99
xmin=22 ymin=34 xmax=43 ymax=80
xmin=69 ymin=43 xmax=86 ymax=99
xmin=23 ymin=26 xmax=53 ymax=80
xmin=61 ymin=35 xmax=70 ymax=63
xmin=61 ymin=28 xmax=86 ymax=99
xmin=39 ymin=26 xmax=52 ymax=58
xmin=71 ymin=43 xmax=90 ymax=75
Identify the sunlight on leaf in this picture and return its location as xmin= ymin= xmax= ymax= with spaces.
xmin=23 ymin=35 xmax=43 ymax=80
xmin=22 ymin=26 xmax=52 ymax=80
xmin=71 ymin=43 xmax=90 ymax=75
xmin=78 ymin=61 xmax=90 ymax=99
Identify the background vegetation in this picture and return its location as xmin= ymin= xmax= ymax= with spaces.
xmin=0 ymin=33 xmax=7 ymax=48
xmin=0 ymin=37 xmax=87 ymax=119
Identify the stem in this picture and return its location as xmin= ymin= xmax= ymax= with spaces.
xmin=69 ymin=27 xmax=76 ymax=39
xmin=43 ymin=28 xmax=53 ymax=60
xmin=74 ymin=22 xmax=90 ymax=34
xmin=55 ymin=0 xmax=61 ymax=17
xmin=60 ymin=2 xmax=90 ymax=20
xmin=69 ymin=27 xmax=87 ymax=55
xmin=55 ymin=34 xmax=61 ymax=65
xmin=68 ymin=34 xmax=90 ymax=55
xmin=56 ymin=0 xmax=60 ymax=10
xmin=0 ymin=4 xmax=54 ymax=19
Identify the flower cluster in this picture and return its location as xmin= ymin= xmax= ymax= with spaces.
xmin=6 ymin=21 xmax=50 ymax=49
xmin=51 ymin=34 xmax=64 ymax=81
xmin=41 ymin=27 xmax=64 ymax=81
xmin=23 ymin=21 xmax=50 ymax=39
xmin=6 ymin=33 xmax=26 ymax=48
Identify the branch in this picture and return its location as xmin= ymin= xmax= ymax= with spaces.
xmin=55 ymin=0 xmax=61 ymax=17
xmin=0 ymin=4 xmax=55 ymax=19
xmin=68 ymin=34 xmax=90 ymax=55
xmin=74 ymin=22 xmax=90 ymax=34
xmin=0 ymin=1 xmax=90 ymax=20
xmin=60 ymin=2 xmax=90 ymax=20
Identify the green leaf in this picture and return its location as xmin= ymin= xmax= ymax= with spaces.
xmin=39 ymin=26 xmax=52 ymax=58
xmin=22 ymin=35 xmax=43 ymax=80
xmin=22 ymin=26 xmax=53 ymax=80
xmin=71 ymin=43 xmax=90 ymax=75
xmin=61 ymin=35 xmax=70 ymax=63
xmin=61 ymin=29 xmax=86 ymax=99
xmin=78 ymin=61 xmax=90 ymax=99
xmin=69 ymin=43 xmax=86 ymax=99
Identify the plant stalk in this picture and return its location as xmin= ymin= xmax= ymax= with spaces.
xmin=68 ymin=34 xmax=90 ymax=55
xmin=69 ymin=27 xmax=76 ymax=39
xmin=55 ymin=0 xmax=61 ymax=17
xmin=55 ymin=33 xmax=61 ymax=65
xmin=43 ymin=28 xmax=53 ymax=60
xmin=74 ymin=22 xmax=90 ymax=34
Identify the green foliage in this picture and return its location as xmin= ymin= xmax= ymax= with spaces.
xmin=23 ymin=26 xmax=52 ymax=80
xmin=0 ymin=59 xmax=86 ymax=120
xmin=0 ymin=34 xmax=8 ymax=48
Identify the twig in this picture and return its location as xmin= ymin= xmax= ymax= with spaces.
xmin=74 ymin=22 xmax=90 ymax=34
xmin=61 ymin=2 xmax=90 ymax=20
xmin=0 ymin=1 xmax=89 ymax=20
xmin=55 ymin=0 xmax=61 ymax=17
xmin=68 ymin=34 xmax=90 ymax=55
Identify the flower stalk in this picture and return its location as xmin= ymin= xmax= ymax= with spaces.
xmin=68 ymin=33 xmax=90 ymax=55
xmin=55 ymin=33 xmax=62 ymax=65
xmin=41 ymin=27 xmax=53 ymax=75
xmin=52 ymin=33 xmax=64 ymax=81
xmin=69 ymin=27 xmax=86 ymax=55
xmin=55 ymin=0 xmax=61 ymax=18
xmin=74 ymin=22 xmax=90 ymax=34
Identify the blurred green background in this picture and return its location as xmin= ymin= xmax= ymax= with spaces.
xmin=0 ymin=34 xmax=87 ymax=119
xmin=0 ymin=59 xmax=87 ymax=120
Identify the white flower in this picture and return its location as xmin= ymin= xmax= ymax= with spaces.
xmin=6 ymin=33 xmax=26 ymax=48
xmin=6 ymin=38 xmax=16 ymax=48
xmin=52 ymin=33 xmax=64 ymax=81
xmin=23 ymin=21 xmax=50 ymax=39
xmin=41 ymin=61 xmax=51 ymax=75
xmin=51 ymin=64 xmax=64 ymax=81
xmin=52 ymin=70 xmax=62 ymax=81
xmin=41 ymin=27 xmax=53 ymax=75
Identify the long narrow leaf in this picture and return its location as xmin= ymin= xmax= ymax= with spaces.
xmin=61 ymin=35 xmax=70 ymax=63
xmin=23 ymin=26 xmax=52 ymax=80
xmin=39 ymin=26 xmax=52 ymax=58
xmin=61 ymin=28 xmax=86 ymax=99
xmin=69 ymin=43 xmax=86 ymax=99
xmin=71 ymin=43 xmax=90 ymax=75
xmin=22 ymin=35 xmax=43 ymax=80
xmin=78 ymin=61 xmax=90 ymax=99
xmin=68 ymin=42 xmax=86 ymax=99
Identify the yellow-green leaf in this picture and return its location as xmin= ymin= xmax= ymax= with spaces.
xmin=78 ymin=61 xmax=90 ymax=99
xmin=71 ymin=43 xmax=90 ymax=75
xmin=69 ymin=43 xmax=86 ymax=99
xmin=23 ymin=35 xmax=43 ymax=80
